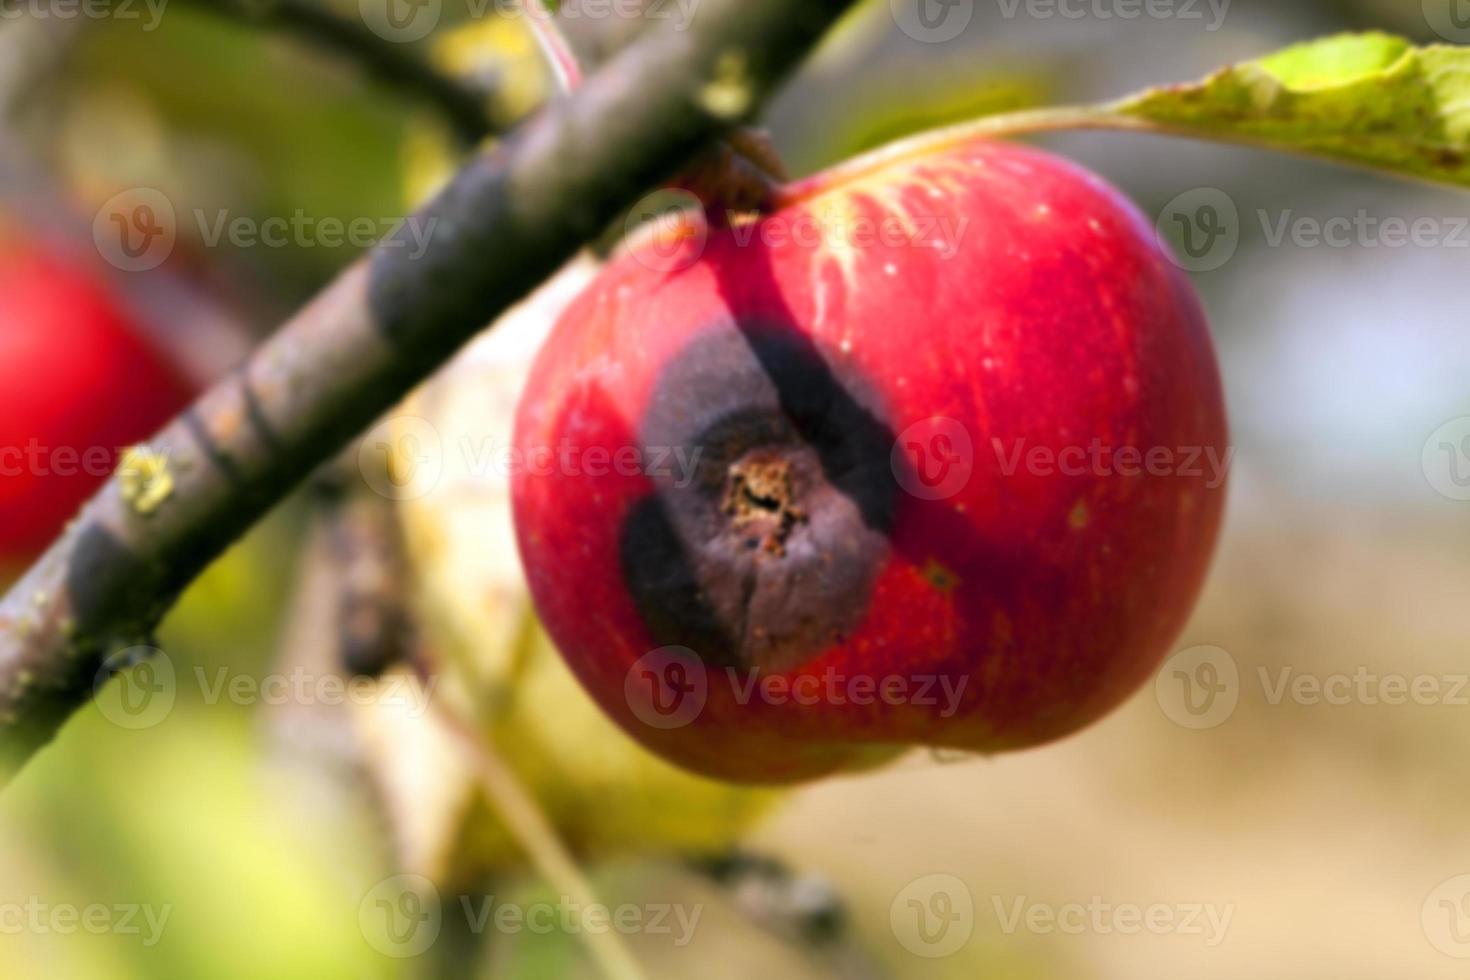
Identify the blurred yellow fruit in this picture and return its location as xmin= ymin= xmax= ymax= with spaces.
xmin=360 ymin=260 xmax=776 ymax=883
xmin=355 ymin=26 xmax=779 ymax=879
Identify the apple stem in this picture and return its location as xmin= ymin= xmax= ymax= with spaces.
xmin=772 ymin=105 xmax=1141 ymax=207
xmin=674 ymin=127 xmax=793 ymax=220
xmin=518 ymin=2 xmax=794 ymax=218
xmin=775 ymin=97 xmax=1419 ymax=209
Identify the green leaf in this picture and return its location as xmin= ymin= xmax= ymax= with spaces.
xmin=1112 ymin=32 xmax=1470 ymax=187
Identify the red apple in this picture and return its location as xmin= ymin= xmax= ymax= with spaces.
xmin=0 ymin=244 xmax=195 ymax=564
xmin=511 ymin=139 xmax=1228 ymax=783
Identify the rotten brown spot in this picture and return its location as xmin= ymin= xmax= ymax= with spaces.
xmin=722 ymin=455 xmax=806 ymax=554
xmin=619 ymin=319 xmax=897 ymax=674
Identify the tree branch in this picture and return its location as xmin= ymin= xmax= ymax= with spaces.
xmin=0 ymin=0 xmax=855 ymax=784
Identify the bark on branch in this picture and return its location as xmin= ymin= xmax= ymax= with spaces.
xmin=0 ymin=0 xmax=855 ymax=783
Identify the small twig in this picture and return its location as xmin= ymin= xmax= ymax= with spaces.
xmin=319 ymin=485 xmax=415 ymax=680
xmin=185 ymin=0 xmax=498 ymax=145
xmin=520 ymin=0 xmax=585 ymax=94
xmin=427 ymin=687 xmax=647 ymax=980
xmin=0 ymin=18 xmax=80 ymax=118
xmin=695 ymin=852 xmax=888 ymax=979
xmin=0 ymin=0 xmax=857 ymax=784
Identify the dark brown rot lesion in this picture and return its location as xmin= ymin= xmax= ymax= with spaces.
xmin=723 ymin=454 xmax=807 ymax=555
xmin=619 ymin=317 xmax=898 ymax=675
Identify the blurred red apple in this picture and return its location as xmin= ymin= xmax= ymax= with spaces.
xmin=511 ymin=139 xmax=1229 ymax=783
xmin=0 ymin=244 xmax=195 ymax=564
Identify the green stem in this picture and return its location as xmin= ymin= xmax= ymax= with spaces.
xmin=775 ymin=104 xmax=1145 ymax=205
xmin=776 ymin=93 xmax=1470 ymax=207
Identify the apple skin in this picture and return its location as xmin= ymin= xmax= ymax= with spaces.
xmin=511 ymin=139 xmax=1228 ymax=784
xmin=0 ymin=246 xmax=195 ymax=563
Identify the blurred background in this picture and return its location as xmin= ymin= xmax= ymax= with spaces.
xmin=2 ymin=0 xmax=1469 ymax=977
